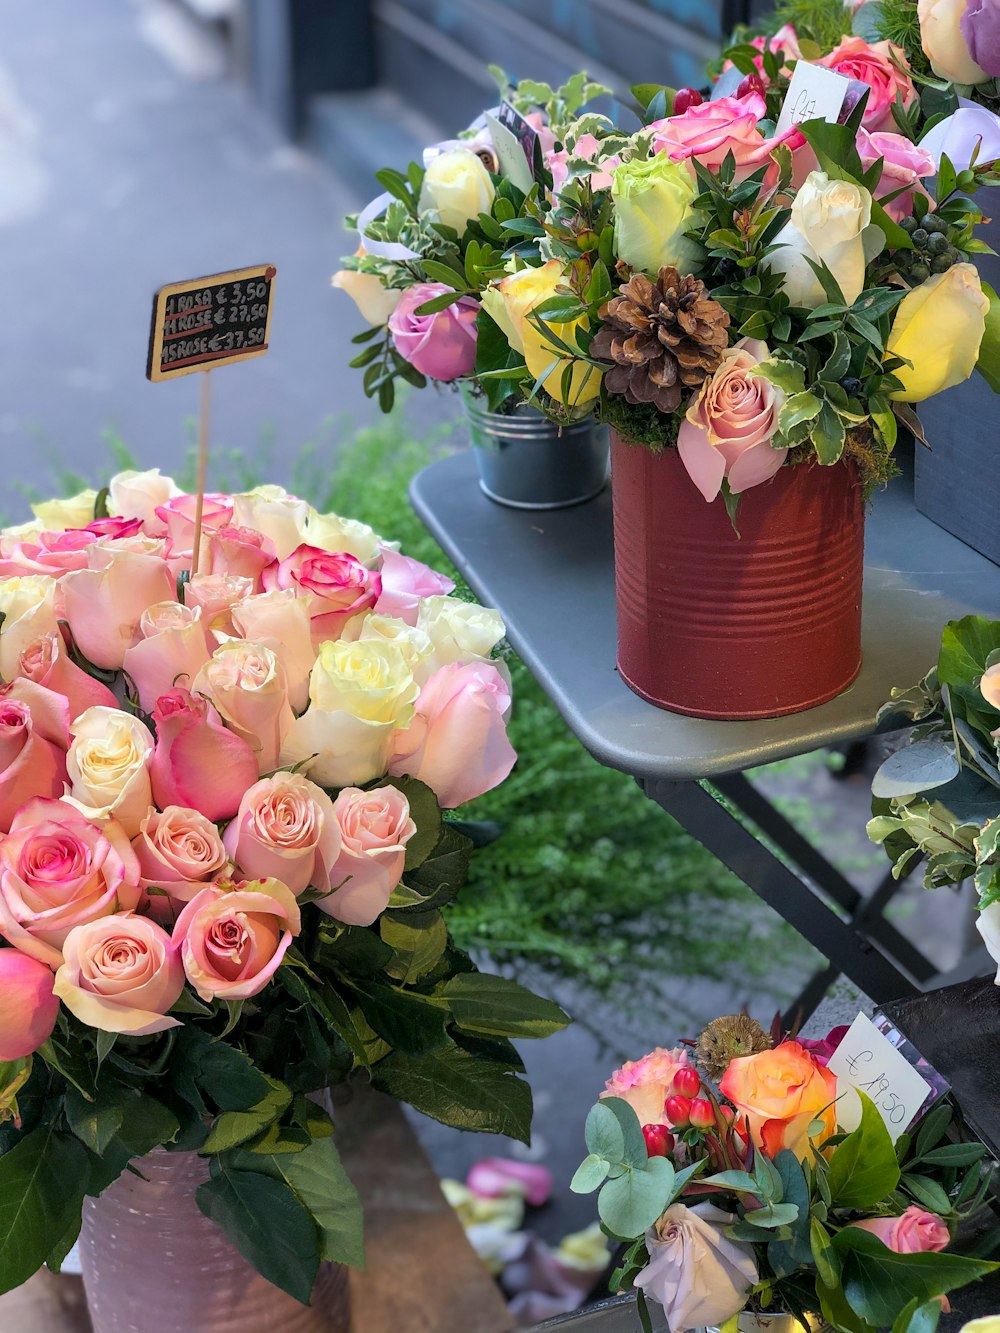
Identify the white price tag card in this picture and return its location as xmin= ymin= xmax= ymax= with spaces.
xmin=485 ymin=107 xmax=536 ymax=195
xmin=775 ymin=61 xmax=853 ymax=137
xmin=827 ymin=1013 xmax=934 ymax=1142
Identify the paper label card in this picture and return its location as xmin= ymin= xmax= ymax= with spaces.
xmin=775 ymin=60 xmax=853 ymax=137
xmin=827 ymin=1013 xmax=936 ymax=1141
xmin=147 ymin=264 xmax=276 ymax=382
xmin=485 ymin=102 xmax=538 ymax=194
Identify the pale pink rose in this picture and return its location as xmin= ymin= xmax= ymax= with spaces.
xmin=320 ymin=785 xmax=416 ymax=925
xmin=149 ymin=688 xmax=259 ymax=822
xmin=388 ymin=661 xmax=515 ymax=808
xmin=1 ymin=675 xmax=71 ymax=748
xmin=0 ymin=528 xmax=94 ymax=579
xmin=191 ymin=642 xmax=294 ymax=775
xmin=122 ymin=601 xmax=212 ymax=714
xmin=0 ymin=798 xmax=140 ymax=967
xmin=0 ymin=948 xmax=60 ymax=1058
xmin=851 ymin=1206 xmax=950 ymax=1253
xmin=677 ymin=337 xmax=787 ymax=503
xmin=263 ymin=545 xmax=381 ymax=645
xmin=65 ymin=707 xmax=154 ymax=837
xmin=857 ymin=129 xmax=935 ymax=222
xmin=388 ymin=286 xmax=480 ymax=382
xmin=820 ymin=37 xmax=917 ymax=131
xmin=223 ymin=772 xmax=341 ymax=896
xmin=183 ymin=573 xmax=256 ymax=646
xmin=231 ymin=589 xmax=317 ymax=713
xmin=205 ymin=525 xmax=277 ymax=589
xmin=0 ymin=694 xmax=68 ymax=833
xmin=603 ymin=1047 xmax=693 ymax=1128
xmin=982 ymin=661 xmax=1000 ymax=709
xmin=650 ymin=94 xmax=799 ymax=185
xmin=60 ymin=536 xmax=175 ymax=669
xmin=524 ymin=111 xmax=557 ymax=158
xmin=155 ymin=492 xmax=234 ymax=561
xmin=173 ymin=878 xmax=301 ymax=1001
xmin=373 ymin=548 xmax=455 ymax=627
xmin=133 ymin=806 xmax=229 ymax=918
xmin=635 ymin=1202 xmax=758 ymax=1330
xmin=18 ymin=631 xmax=119 ymax=719
xmin=54 ymin=913 xmax=183 ymax=1035
xmin=547 ymin=133 xmax=620 ymax=195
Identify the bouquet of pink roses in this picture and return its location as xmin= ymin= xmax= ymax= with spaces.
xmin=0 ymin=469 xmax=568 ymax=1303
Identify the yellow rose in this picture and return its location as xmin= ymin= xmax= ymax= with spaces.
xmin=331 ymin=268 xmax=402 ymax=327
xmin=418 ymin=595 xmax=505 ymax=669
xmin=0 ymin=575 xmax=59 ymax=681
xmin=917 ymin=0 xmax=988 ymax=84
xmin=482 ymin=261 xmax=601 ymax=407
xmin=611 ymin=154 xmax=703 ymax=277
xmin=343 ymin=613 xmax=435 ymax=681
xmin=302 ymin=508 xmax=381 ymax=563
xmin=31 ymin=489 xmax=98 ymax=531
xmin=886 ymin=263 xmax=989 ymax=401
xmin=419 ymin=149 xmax=495 ymax=234
xmin=65 ymin=706 xmax=154 ymax=837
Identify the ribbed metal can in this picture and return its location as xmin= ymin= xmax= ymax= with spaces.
xmin=610 ymin=434 xmax=864 ymax=720
xmin=464 ymin=393 xmax=609 ymax=510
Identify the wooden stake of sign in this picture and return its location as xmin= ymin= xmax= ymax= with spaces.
xmin=146 ymin=264 xmax=276 ymax=577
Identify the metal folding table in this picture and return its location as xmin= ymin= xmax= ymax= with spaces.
xmin=410 ymin=452 xmax=1000 ymax=1017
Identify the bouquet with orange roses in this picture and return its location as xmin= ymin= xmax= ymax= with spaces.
xmin=0 ymin=469 xmax=568 ymax=1305
xmin=573 ymin=1014 xmax=997 ymax=1332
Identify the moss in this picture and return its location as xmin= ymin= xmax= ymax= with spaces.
xmin=596 ymin=393 xmax=680 ymax=451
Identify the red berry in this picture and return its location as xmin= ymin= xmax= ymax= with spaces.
xmin=672 ymin=1067 xmax=701 ymax=1099
xmin=643 ymin=1123 xmax=676 ymax=1157
xmin=664 ymin=1094 xmax=692 ymax=1127
xmin=720 ymin=1105 xmax=736 ymax=1125
xmin=690 ymin=1098 xmax=715 ymax=1130
xmin=672 ymin=87 xmax=703 ymax=115
xmin=736 ymin=73 xmax=766 ymax=100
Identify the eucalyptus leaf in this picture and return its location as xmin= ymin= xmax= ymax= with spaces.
xmin=571 ymin=1153 xmax=611 ymax=1194
xmin=871 ymin=737 xmax=961 ymax=799
xmin=598 ymin=1157 xmax=676 ymax=1239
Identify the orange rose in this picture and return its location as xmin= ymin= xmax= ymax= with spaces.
xmin=718 ymin=1040 xmax=837 ymax=1162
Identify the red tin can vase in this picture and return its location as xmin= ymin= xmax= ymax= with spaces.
xmin=610 ymin=434 xmax=865 ymax=720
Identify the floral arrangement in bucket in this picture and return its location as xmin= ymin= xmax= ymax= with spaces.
xmin=0 ymin=469 xmax=569 ymax=1306
xmin=867 ymin=613 xmax=1000 ymax=979
xmin=573 ymin=1014 xmax=998 ymax=1333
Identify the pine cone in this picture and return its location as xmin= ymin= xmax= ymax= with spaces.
xmin=591 ymin=267 xmax=730 ymax=414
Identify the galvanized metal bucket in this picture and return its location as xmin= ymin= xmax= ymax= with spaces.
xmin=464 ymin=393 xmax=609 ymax=510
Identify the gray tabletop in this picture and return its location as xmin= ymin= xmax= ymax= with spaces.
xmin=410 ymin=451 xmax=1000 ymax=782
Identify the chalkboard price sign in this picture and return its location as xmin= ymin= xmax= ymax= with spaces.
xmin=147 ymin=263 xmax=276 ymax=381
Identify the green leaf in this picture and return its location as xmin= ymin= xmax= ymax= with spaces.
xmin=811 ymin=1216 xmax=842 ymax=1289
xmin=197 ymin=1165 xmax=321 ymax=1304
xmin=439 ymin=973 xmax=570 ymax=1039
xmin=871 ymin=736 xmax=961 ymax=799
xmin=812 ymin=399 xmax=847 ymax=465
xmin=372 ymin=1045 xmax=533 ymax=1142
xmin=902 ymin=1172 xmax=953 ymax=1214
xmin=743 ymin=1203 xmax=800 ymax=1227
xmin=891 ymin=1297 xmax=943 ymax=1333
xmin=754 ymin=358 xmax=806 ymax=395
xmin=176 ymin=1030 xmax=271 ymax=1113
xmin=598 ymin=1097 xmax=648 ymax=1170
xmin=767 ymin=1150 xmax=813 ymax=1274
xmin=571 ymin=1153 xmax=611 ymax=1194
xmin=779 ymin=391 xmax=823 ymax=436
xmin=585 ymin=1100 xmax=625 ymax=1164
xmin=384 ymin=776 xmax=441 ymax=871
xmin=65 ymin=1087 xmax=125 ymax=1156
xmin=598 ymin=1157 xmax=676 ymax=1239
xmin=398 ymin=822 xmax=473 ymax=911
xmin=345 ymin=977 xmax=448 ymax=1054
xmin=827 ymin=1091 xmax=901 ymax=1209
xmin=201 ymin=1077 xmax=292 ymax=1155
xmin=918 ymin=1142 xmax=988 ymax=1168
xmin=976 ymin=281 xmax=1000 ymax=391
xmin=414 ymin=291 xmax=466 ymax=316
xmin=832 ymin=1227 xmax=998 ymax=1326
xmin=0 ymin=1125 xmax=89 ymax=1295
xmin=380 ymin=913 xmax=448 ymax=984
xmin=938 ymin=615 xmax=1000 ymax=728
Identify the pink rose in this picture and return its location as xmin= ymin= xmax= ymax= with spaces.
xmin=388 ymin=284 xmax=479 ymax=382
xmin=373 ymin=548 xmax=455 ymax=626
xmin=173 ymin=878 xmax=301 ymax=1001
xmin=851 ymin=1206 xmax=950 ymax=1253
xmin=466 ymin=1158 xmax=553 ymax=1208
xmin=149 ymin=688 xmax=259 ymax=822
xmin=388 ymin=661 xmax=515 ymax=808
xmin=191 ymin=642 xmax=294 ymax=775
xmin=183 ymin=573 xmax=256 ymax=646
xmin=650 ymin=94 xmax=799 ymax=185
xmin=262 ymin=545 xmax=381 ymax=644
xmin=54 ymin=914 xmax=183 ymax=1035
xmin=0 ymin=694 xmax=67 ymax=833
xmin=231 ymin=589 xmax=316 ymax=713
xmin=525 ymin=111 xmax=557 ymax=159
xmin=320 ymin=785 xmax=417 ymax=925
xmin=18 ymin=631 xmax=119 ymax=719
xmin=155 ymin=492 xmax=234 ymax=560
xmin=204 ymin=525 xmax=276 ymax=588
xmin=60 ymin=536 xmax=175 ymax=669
xmin=857 ymin=129 xmax=935 ymax=222
xmin=223 ymin=772 xmax=341 ymax=896
xmin=0 ymin=528 xmax=94 ymax=579
xmin=547 ymin=133 xmax=620 ymax=195
xmin=820 ymin=37 xmax=917 ymax=131
xmin=603 ymin=1046 xmax=693 ymax=1128
xmin=0 ymin=798 xmax=141 ymax=967
xmin=0 ymin=947 xmax=60 ymax=1059
xmin=677 ymin=337 xmax=787 ymax=502
xmin=133 ymin=806 xmax=229 ymax=918
xmin=798 ymin=1025 xmax=849 ymax=1066
xmin=722 ymin=24 xmax=802 ymax=82
xmin=122 ymin=601 xmax=211 ymax=714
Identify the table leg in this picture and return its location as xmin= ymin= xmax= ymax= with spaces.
xmin=641 ymin=777 xmax=922 ymax=1016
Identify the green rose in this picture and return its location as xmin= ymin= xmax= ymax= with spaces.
xmin=611 ymin=155 xmax=703 ymax=276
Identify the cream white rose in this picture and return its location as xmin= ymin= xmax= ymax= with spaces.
xmin=419 ymin=149 xmax=495 ymax=234
xmin=31 ymin=490 xmax=97 ymax=531
xmin=918 ymin=0 xmax=989 ymax=83
xmin=331 ymin=268 xmax=402 ymax=327
xmin=0 ymin=521 xmax=43 ymax=556
xmin=108 ymin=468 xmax=181 ymax=528
xmin=301 ymin=509 xmax=382 ymax=564
xmin=764 ymin=171 xmax=871 ymax=309
xmin=0 ymin=576 xmax=60 ymax=681
xmin=65 ymin=706 xmax=154 ymax=837
xmin=280 ymin=639 xmax=418 ymax=788
xmin=343 ymin=612 xmax=435 ymax=683
xmin=231 ymin=486 xmax=310 ymax=561
xmin=418 ymin=595 xmax=505 ymax=670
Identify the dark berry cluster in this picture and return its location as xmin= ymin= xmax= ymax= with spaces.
xmin=897 ymin=214 xmax=964 ymax=282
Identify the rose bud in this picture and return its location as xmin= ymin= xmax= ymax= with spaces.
xmin=672 ymin=1066 xmax=701 ymax=1098
xmin=643 ymin=1124 xmax=675 ymax=1158
xmin=690 ymin=1098 xmax=715 ymax=1130
xmin=664 ymin=1094 xmax=693 ymax=1128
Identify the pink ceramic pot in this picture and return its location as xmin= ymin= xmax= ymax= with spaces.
xmin=79 ymin=1148 xmax=348 ymax=1333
